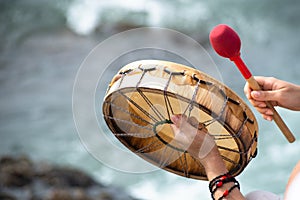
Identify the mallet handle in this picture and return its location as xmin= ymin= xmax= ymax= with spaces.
xmin=231 ymin=56 xmax=295 ymax=143
xmin=247 ymin=76 xmax=296 ymax=143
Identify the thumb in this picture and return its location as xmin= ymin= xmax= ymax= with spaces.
xmin=251 ymin=90 xmax=279 ymax=102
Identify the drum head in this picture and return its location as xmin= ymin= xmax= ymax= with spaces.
xmin=103 ymin=60 xmax=258 ymax=180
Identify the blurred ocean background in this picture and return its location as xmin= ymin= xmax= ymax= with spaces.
xmin=1 ymin=0 xmax=300 ymax=199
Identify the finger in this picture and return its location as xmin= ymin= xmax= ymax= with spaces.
xmin=170 ymin=115 xmax=180 ymax=127
xmin=170 ymin=114 xmax=186 ymax=127
xmin=253 ymin=76 xmax=277 ymax=91
xmin=253 ymin=107 xmax=274 ymax=122
xmin=170 ymin=119 xmax=197 ymax=149
xmin=254 ymin=107 xmax=274 ymax=115
xmin=169 ymin=127 xmax=190 ymax=151
xmin=170 ymin=124 xmax=187 ymax=142
xmin=170 ymin=114 xmax=196 ymax=137
xmin=187 ymin=116 xmax=199 ymax=128
xmin=244 ymin=81 xmax=252 ymax=99
xmin=262 ymin=114 xmax=273 ymax=121
xmin=250 ymin=90 xmax=280 ymax=102
xmin=248 ymin=99 xmax=267 ymax=108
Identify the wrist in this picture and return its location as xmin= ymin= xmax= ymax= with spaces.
xmin=201 ymin=146 xmax=228 ymax=181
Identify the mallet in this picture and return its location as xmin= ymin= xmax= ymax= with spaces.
xmin=209 ymin=24 xmax=295 ymax=143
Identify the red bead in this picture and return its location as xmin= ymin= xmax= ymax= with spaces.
xmin=223 ymin=190 xmax=229 ymax=197
xmin=216 ymin=181 xmax=223 ymax=187
xmin=220 ymin=176 xmax=226 ymax=181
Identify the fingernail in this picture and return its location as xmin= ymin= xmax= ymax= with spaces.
xmin=258 ymin=103 xmax=266 ymax=108
xmin=266 ymin=116 xmax=273 ymax=121
xmin=251 ymin=91 xmax=261 ymax=98
xmin=266 ymin=110 xmax=274 ymax=115
xmin=171 ymin=115 xmax=179 ymax=123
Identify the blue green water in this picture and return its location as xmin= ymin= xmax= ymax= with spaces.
xmin=0 ymin=1 xmax=300 ymax=199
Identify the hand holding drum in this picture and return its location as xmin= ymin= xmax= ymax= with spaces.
xmin=209 ymin=24 xmax=295 ymax=143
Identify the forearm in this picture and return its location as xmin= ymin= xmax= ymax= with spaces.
xmin=201 ymin=146 xmax=246 ymax=200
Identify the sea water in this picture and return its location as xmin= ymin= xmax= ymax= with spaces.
xmin=0 ymin=1 xmax=300 ymax=200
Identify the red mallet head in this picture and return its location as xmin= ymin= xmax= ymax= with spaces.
xmin=209 ymin=24 xmax=252 ymax=79
xmin=209 ymin=24 xmax=241 ymax=59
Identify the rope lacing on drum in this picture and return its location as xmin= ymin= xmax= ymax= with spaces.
xmin=163 ymin=67 xmax=185 ymax=120
xmin=136 ymin=65 xmax=166 ymax=121
xmin=118 ymin=69 xmax=132 ymax=88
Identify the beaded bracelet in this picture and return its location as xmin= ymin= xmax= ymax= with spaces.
xmin=209 ymin=172 xmax=240 ymax=200
xmin=211 ymin=176 xmax=236 ymax=194
xmin=209 ymin=173 xmax=233 ymax=192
